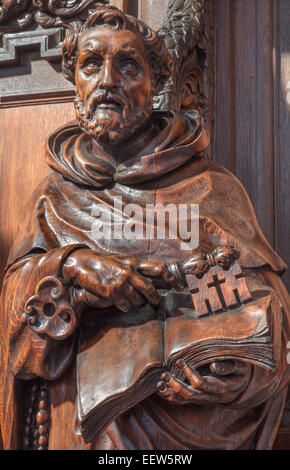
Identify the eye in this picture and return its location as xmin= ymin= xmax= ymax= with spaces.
xmin=120 ymin=60 xmax=139 ymax=75
xmin=83 ymin=56 xmax=102 ymax=74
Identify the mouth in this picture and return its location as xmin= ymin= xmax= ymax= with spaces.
xmin=95 ymin=99 xmax=123 ymax=112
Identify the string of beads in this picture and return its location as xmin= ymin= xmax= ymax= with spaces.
xmin=23 ymin=380 xmax=50 ymax=450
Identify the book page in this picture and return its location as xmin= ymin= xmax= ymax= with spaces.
xmin=77 ymin=304 xmax=164 ymax=420
xmin=165 ymin=290 xmax=273 ymax=364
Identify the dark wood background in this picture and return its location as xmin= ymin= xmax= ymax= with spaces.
xmin=0 ymin=0 xmax=289 ymax=449
xmin=215 ymin=0 xmax=290 ymax=292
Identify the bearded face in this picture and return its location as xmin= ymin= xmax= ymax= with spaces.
xmin=74 ymin=28 xmax=154 ymax=146
xmin=74 ymin=88 xmax=153 ymax=145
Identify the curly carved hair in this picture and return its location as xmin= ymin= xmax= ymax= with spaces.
xmin=62 ymin=5 xmax=173 ymax=94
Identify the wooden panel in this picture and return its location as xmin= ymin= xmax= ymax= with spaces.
xmin=0 ymin=49 xmax=74 ymax=107
xmin=0 ymin=102 xmax=75 ymax=287
xmin=214 ymin=0 xmax=235 ymax=174
xmin=138 ymin=0 xmax=168 ymax=31
xmin=215 ymin=1 xmax=290 ymax=446
xmin=215 ymin=0 xmax=289 ymax=289
xmin=216 ymin=0 xmax=274 ymax=243
xmin=110 ymin=0 xmax=129 ymax=12
xmin=275 ymin=0 xmax=290 ymax=291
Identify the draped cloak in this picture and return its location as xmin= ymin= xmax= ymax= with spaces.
xmin=0 ymin=109 xmax=289 ymax=450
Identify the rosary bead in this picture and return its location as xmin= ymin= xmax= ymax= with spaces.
xmin=38 ymin=436 xmax=48 ymax=447
xmin=40 ymin=390 xmax=48 ymax=399
xmin=36 ymin=410 xmax=48 ymax=424
xmin=38 ymin=425 xmax=48 ymax=435
xmin=39 ymin=400 xmax=47 ymax=410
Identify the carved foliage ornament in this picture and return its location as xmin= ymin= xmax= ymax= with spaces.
xmin=0 ymin=0 xmax=109 ymax=32
xmin=155 ymin=0 xmax=205 ymax=110
xmin=155 ymin=0 xmax=213 ymax=159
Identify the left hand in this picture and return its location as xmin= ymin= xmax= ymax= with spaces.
xmin=156 ymin=359 xmax=252 ymax=406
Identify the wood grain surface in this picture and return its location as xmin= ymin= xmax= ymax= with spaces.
xmin=0 ymin=102 xmax=75 ymax=287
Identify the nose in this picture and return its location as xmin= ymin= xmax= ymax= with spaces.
xmin=98 ymin=59 xmax=119 ymax=91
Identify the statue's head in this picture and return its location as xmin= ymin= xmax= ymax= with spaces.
xmin=62 ymin=6 xmax=173 ymax=145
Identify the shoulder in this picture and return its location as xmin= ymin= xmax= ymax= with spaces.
xmin=156 ymin=157 xmax=287 ymax=274
xmin=195 ymin=160 xmax=287 ymax=273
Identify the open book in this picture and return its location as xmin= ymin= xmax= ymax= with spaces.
xmin=77 ymin=288 xmax=277 ymax=443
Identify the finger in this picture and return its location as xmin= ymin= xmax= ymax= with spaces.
xmin=120 ymin=282 xmax=146 ymax=308
xmin=161 ymin=373 xmax=196 ymax=401
xmin=138 ymin=263 xmax=183 ymax=291
xmin=158 ymin=378 xmax=225 ymax=406
xmin=129 ymin=274 xmax=160 ymax=307
xmin=112 ymin=292 xmax=132 ymax=312
xmin=136 ymin=261 xmax=164 ymax=277
xmin=156 ymin=381 xmax=171 ymax=396
xmin=82 ymin=291 xmax=112 ymax=308
xmin=176 ymin=360 xmax=205 ymax=389
xmin=110 ymin=257 xmax=138 ymax=268
xmin=210 ymin=360 xmax=251 ymax=377
xmin=156 ymin=382 xmax=184 ymax=404
xmin=159 ymin=266 xmax=184 ymax=291
xmin=177 ymin=361 xmax=226 ymax=395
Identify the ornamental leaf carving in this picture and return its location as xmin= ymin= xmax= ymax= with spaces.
xmin=155 ymin=0 xmax=214 ymax=158
xmin=0 ymin=0 xmax=108 ymax=32
xmin=155 ymin=0 xmax=205 ymax=111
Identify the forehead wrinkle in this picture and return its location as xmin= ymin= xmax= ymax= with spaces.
xmin=80 ymin=46 xmax=140 ymax=59
xmin=78 ymin=29 xmax=146 ymax=56
xmin=79 ymin=40 xmax=106 ymax=55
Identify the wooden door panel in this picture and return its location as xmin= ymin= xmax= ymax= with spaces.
xmin=215 ymin=0 xmax=290 ymax=290
xmin=0 ymin=102 xmax=75 ymax=286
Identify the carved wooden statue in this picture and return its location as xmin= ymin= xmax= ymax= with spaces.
xmin=0 ymin=4 xmax=289 ymax=450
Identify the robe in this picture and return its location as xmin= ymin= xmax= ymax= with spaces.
xmin=0 ymin=109 xmax=289 ymax=450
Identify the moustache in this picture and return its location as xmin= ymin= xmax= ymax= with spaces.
xmin=87 ymin=91 xmax=127 ymax=114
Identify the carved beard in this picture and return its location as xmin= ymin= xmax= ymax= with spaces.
xmin=74 ymin=91 xmax=153 ymax=146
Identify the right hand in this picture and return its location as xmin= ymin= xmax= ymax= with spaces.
xmin=62 ymin=250 xmax=183 ymax=312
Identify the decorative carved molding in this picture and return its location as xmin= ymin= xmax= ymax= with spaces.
xmin=0 ymin=0 xmax=109 ymax=66
xmin=0 ymin=0 xmax=108 ymax=33
xmin=0 ymin=27 xmax=64 ymax=64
